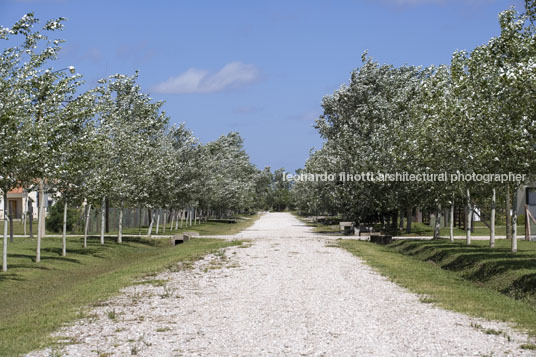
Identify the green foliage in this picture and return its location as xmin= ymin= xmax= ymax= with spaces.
xmin=45 ymin=201 xmax=78 ymax=233
xmin=295 ymin=4 xmax=536 ymax=231
xmin=0 ymin=13 xmax=267 ymax=269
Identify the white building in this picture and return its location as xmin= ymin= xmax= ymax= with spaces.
xmin=516 ymin=184 xmax=536 ymax=214
xmin=0 ymin=187 xmax=53 ymax=220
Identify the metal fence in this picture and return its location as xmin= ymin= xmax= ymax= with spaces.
xmin=75 ymin=206 xmax=161 ymax=235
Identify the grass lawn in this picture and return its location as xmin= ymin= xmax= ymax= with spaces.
xmin=0 ymin=219 xmax=55 ymax=235
xmin=338 ymin=238 xmax=536 ymax=339
xmin=0 ymin=232 xmax=246 ymax=355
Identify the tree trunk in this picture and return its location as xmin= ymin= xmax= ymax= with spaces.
xmin=470 ymin=209 xmax=475 ymax=233
xmin=23 ymin=209 xmax=27 ymax=236
xmin=406 ymin=207 xmax=412 ymax=234
xmin=62 ymin=201 xmax=67 ymax=257
xmin=155 ymin=209 xmax=160 ymax=234
xmin=105 ymin=197 xmax=110 ymax=233
xmin=189 ymin=207 xmax=193 ymax=226
xmin=170 ymin=210 xmax=175 ymax=232
xmin=163 ymin=210 xmax=167 ymax=233
xmin=29 ymin=204 xmax=33 ymax=238
xmin=433 ymin=205 xmax=441 ymax=239
xmin=84 ymin=204 xmax=91 ymax=248
xmin=399 ymin=209 xmax=404 ymax=230
xmin=175 ymin=211 xmax=180 ymax=230
xmin=41 ymin=200 xmax=46 ymax=237
xmin=100 ymin=196 xmax=106 ymax=245
xmin=3 ymin=191 xmax=8 ymax=272
xmin=180 ymin=209 xmax=184 ymax=228
xmin=506 ymin=185 xmax=512 ymax=239
xmin=490 ymin=188 xmax=496 ymax=248
xmin=9 ymin=199 xmax=13 ymax=242
xmin=466 ymin=188 xmax=472 ymax=245
xmin=450 ymin=200 xmax=454 ymax=243
xmin=147 ymin=211 xmax=155 ymax=238
xmin=36 ymin=179 xmax=45 ymax=263
xmin=138 ymin=208 xmax=143 ymax=234
xmin=512 ymin=189 xmax=518 ymax=253
xmin=118 ymin=205 xmax=123 ymax=243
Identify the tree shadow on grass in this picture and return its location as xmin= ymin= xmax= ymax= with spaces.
xmin=503 ymin=273 xmax=536 ymax=300
xmin=386 ymin=239 xmax=536 ymax=300
xmin=393 ymin=241 xmax=454 ymax=256
xmin=0 ymin=261 xmax=52 ymax=282
xmin=6 ymin=253 xmax=81 ymax=264
xmin=458 ymin=256 xmax=536 ymax=280
xmin=83 ymin=235 xmax=159 ymax=247
xmin=0 ymin=272 xmax=25 ymax=282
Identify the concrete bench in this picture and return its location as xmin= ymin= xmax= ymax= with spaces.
xmin=339 ymin=222 xmax=354 ymax=235
xmin=170 ymin=231 xmax=200 ymax=246
xmin=183 ymin=231 xmax=199 ymax=241
xmin=170 ymin=234 xmax=184 ymax=246
xmin=360 ymin=231 xmax=380 ymax=237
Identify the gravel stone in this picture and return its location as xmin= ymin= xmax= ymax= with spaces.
xmin=27 ymin=212 xmax=534 ymax=356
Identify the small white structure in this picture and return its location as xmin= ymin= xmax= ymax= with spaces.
xmin=516 ymin=184 xmax=536 ymax=216
xmin=0 ymin=187 xmax=52 ymax=220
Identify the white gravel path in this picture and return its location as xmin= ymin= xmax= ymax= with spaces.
xmin=28 ymin=212 xmax=534 ymax=356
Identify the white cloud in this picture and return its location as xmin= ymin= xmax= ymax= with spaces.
xmin=153 ymin=62 xmax=260 ymax=94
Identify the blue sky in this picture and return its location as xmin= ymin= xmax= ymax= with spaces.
xmin=0 ymin=0 xmax=525 ymax=171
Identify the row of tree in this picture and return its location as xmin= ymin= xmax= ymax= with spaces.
xmin=0 ymin=13 xmax=282 ymax=272
xmin=293 ymin=4 xmax=536 ymax=252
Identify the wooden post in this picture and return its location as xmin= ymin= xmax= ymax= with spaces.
xmin=506 ymin=185 xmax=512 ymax=239
xmin=28 ymin=199 xmax=33 ymax=238
xmin=466 ymin=188 xmax=472 ymax=245
xmin=3 ymin=191 xmax=8 ymax=272
xmin=449 ymin=200 xmax=454 ymax=243
xmin=9 ymin=199 xmax=13 ymax=243
xmin=526 ymin=204 xmax=530 ymax=241
xmin=512 ymin=189 xmax=518 ymax=253
xmin=490 ymin=188 xmax=496 ymax=248
xmin=105 ymin=197 xmax=110 ymax=233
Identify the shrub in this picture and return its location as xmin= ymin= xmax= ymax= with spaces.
xmin=45 ymin=200 xmax=78 ymax=233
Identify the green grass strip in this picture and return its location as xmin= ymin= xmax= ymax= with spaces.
xmin=0 ymin=236 xmax=242 ymax=356
xmin=338 ymin=239 xmax=536 ymax=337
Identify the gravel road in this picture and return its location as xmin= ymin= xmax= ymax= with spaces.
xmin=28 ymin=212 xmax=533 ymax=356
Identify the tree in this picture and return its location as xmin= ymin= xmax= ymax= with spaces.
xmin=91 ymin=72 xmax=169 ymax=242
xmin=0 ymin=13 xmax=68 ymax=269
